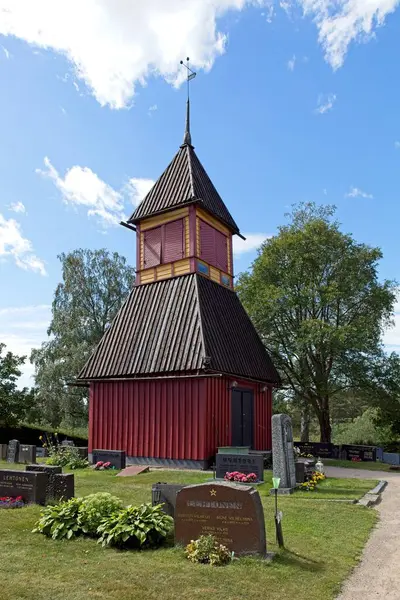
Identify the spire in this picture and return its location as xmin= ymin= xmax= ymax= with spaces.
xmin=180 ymin=57 xmax=196 ymax=147
xmin=183 ymin=98 xmax=192 ymax=146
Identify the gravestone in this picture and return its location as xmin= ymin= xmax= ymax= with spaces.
xmin=175 ymin=482 xmax=266 ymax=556
xmin=53 ymin=473 xmax=75 ymax=501
xmin=19 ymin=445 xmax=36 ymax=464
xmin=26 ymin=464 xmax=62 ymax=501
xmin=295 ymin=458 xmax=315 ymax=483
xmin=61 ymin=440 xmax=75 ymax=447
xmin=36 ymin=447 xmax=48 ymax=458
xmin=216 ymin=453 xmax=264 ymax=482
xmin=92 ymin=449 xmax=126 ymax=470
xmin=0 ymin=444 xmax=7 ymax=460
xmin=0 ymin=469 xmax=48 ymax=504
xmin=152 ymin=483 xmax=185 ymax=517
xmin=6 ymin=440 xmax=20 ymax=463
xmin=76 ymin=447 xmax=88 ymax=459
xmin=272 ymin=414 xmax=296 ymax=494
xmin=294 ymin=442 xmax=338 ymax=459
xmin=340 ymin=445 xmax=377 ymax=462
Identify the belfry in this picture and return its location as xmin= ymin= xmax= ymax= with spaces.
xmin=78 ymin=76 xmax=280 ymax=468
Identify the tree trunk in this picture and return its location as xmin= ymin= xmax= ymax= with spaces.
xmin=300 ymin=403 xmax=311 ymax=442
xmin=317 ymin=401 xmax=332 ymax=442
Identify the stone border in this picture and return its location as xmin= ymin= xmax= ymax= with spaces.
xmin=357 ymin=480 xmax=387 ymax=507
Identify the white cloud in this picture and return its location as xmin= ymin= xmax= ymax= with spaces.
xmin=298 ymin=0 xmax=400 ymax=70
xmin=0 ymin=0 xmax=268 ymax=109
xmin=345 ymin=186 xmax=373 ymax=199
xmin=233 ymin=233 xmax=270 ymax=255
xmin=287 ymin=54 xmax=296 ymax=70
xmin=0 ymin=304 xmax=51 ymax=388
xmin=315 ymin=93 xmax=336 ymax=114
xmin=148 ymin=104 xmax=158 ymax=116
xmin=125 ymin=178 xmax=155 ymax=207
xmin=8 ymin=201 xmax=26 ymax=214
xmin=1 ymin=45 xmax=10 ymax=59
xmin=37 ymin=157 xmax=126 ymax=227
xmin=0 ymin=213 xmax=46 ymax=275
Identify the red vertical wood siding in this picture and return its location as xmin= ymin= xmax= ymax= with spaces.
xmin=89 ymin=376 xmax=272 ymax=461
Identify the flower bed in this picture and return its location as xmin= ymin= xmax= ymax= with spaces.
xmin=224 ymin=471 xmax=257 ymax=483
xmin=299 ymin=471 xmax=326 ymax=491
xmin=0 ymin=496 xmax=25 ymax=509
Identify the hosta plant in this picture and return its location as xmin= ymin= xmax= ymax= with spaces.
xmin=185 ymin=534 xmax=233 ymax=566
xmin=32 ymin=497 xmax=84 ymax=540
xmin=78 ymin=493 xmax=123 ymax=535
xmin=97 ymin=503 xmax=173 ymax=549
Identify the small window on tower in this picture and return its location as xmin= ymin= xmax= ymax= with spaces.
xmin=163 ymin=219 xmax=184 ymax=263
xmin=143 ymin=227 xmax=161 ymax=268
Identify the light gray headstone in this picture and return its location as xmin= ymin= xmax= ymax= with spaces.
xmin=272 ymin=414 xmax=296 ymax=493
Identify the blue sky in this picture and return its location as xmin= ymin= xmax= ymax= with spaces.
xmin=1 ymin=0 xmax=400 ymax=386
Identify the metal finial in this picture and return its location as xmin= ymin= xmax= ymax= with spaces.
xmin=180 ymin=57 xmax=196 ymax=146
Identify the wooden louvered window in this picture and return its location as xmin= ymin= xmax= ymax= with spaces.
xmin=143 ymin=227 xmax=162 ymax=268
xmin=163 ymin=219 xmax=184 ymax=263
xmin=200 ymin=219 xmax=228 ymax=272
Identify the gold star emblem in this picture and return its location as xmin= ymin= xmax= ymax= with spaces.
xmin=210 ymin=489 xmax=217 ymax=497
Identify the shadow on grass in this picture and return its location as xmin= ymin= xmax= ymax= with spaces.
xmin=274 ymin=549 xmax=325 ymax=572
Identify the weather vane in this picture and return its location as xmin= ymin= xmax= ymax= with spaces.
xmin=180 ymin=57 xmax=196 ymax=101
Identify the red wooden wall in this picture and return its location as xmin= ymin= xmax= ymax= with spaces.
xmin=89 ymin=377 xmax=272 ymax=462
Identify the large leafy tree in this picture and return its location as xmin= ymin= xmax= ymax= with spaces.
xmin=31 ymin=249 xmax=135 ymax=428
xmin=0 ymin=343 xmax=34 ymax=426
xmin=237 ymin=203 xmax=396 ymax=442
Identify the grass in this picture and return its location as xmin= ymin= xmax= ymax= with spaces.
xmin=324 ymin=459 xmax=394 ymax=472
xmin=0 ymin=461 xmax=378 ymax=600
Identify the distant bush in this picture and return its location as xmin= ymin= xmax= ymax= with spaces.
xmin=78 ymin=493 xmax=123 ymax=536
xmin=332 ymin=409 xmax=394 ymax=446
xmin=46 ymin=446 xmax=89 ymax=470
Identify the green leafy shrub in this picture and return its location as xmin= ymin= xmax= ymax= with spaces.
xmin=32 ymin=497 xmax=83 ymax=540
xmin=185 ymin=534 xmax=233 ymax=566
xmin=46 ymin=446 xmax=89 ymax=470
xmin=97 ymin=503 xmax=173 ymax=549
xmin=78 ymin=493 xmax=123 ymax=535
xmin=332 ymin=409 xmax=394 ymax=446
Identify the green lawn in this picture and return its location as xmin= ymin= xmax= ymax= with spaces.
xmin=0 ymin=461 xmax=378 ymax=600
xmin=325 ymin=458 xmax=394 ymax=472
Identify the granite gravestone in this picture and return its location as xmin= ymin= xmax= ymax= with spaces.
xmin=0 ymin=469 xmax=47 ymax=504
xmin=53 ymin=473 xmax=75 ymax=501
xmin=0 ymin=444 xmax=7 ymax=460
xmin=216 ymin=453 xmax=264 ymax=482
xmin=272 ymin=414 xmax=296 ymax=494
xmin=6 ymin=440 xmax=20 ymax=463
xmin=294 ymin=442 xmax=337 ymax=459
xmin=19 ymin=445 xmax=36 ymax=464
xmin=340 ymin=445 xmax=377 ymax=462
xmin=152 ymin=483 xmax=185 ymax=517
xmin=26 ymin=464 xmax=62 ymax=501
xmin=175 ymin=482 xmax=266 ymax=556
xmin=92 ymin=449 xmax=126 ymax=470
xmin=61 ymin=440 xmax=75 ymax=447
xmin=36 ymin=447 xmax=48 ymax=458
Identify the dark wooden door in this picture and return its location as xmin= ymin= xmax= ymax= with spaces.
xmin=231 ymin=389 xmax=254 ymax=448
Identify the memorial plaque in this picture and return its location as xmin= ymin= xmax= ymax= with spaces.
xmin=340 ymin=445 xmax=377 ymax=462
xmin=53 ymin=473 xmax=75 ymax=501
xmin=294 ymin=442 xmax=338 ymax=459
xmin=0 ymin=469 xmax=48 ymax=504
xmin=175 ymin=482 xmax=266 ymax=556
xmin=6 ymin=439 xmax=20 ymax=463
xmin=0 ymin=444 xmax=7 ymax=460
xmin=19 ymin=445 xmax=36 ymax=464
xmin=92 ymin=449 xmax=126 ymax=470
xmin=216 ymin=453 xmax=264 ymax=482
xmin=26 ymin=464 xmax=62 ymax=501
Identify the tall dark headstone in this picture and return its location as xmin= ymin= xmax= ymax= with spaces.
xmin=26 ymin=464 xmax=62 ymax=501
xmin=0 ymin=469 xmax=48 ymax=504
xmin=53 ymin=473 xmax=75 ymax=501
xmin=6 ymin=440 xmax=20 ymax=464
xmin=0 ymin=444 xmax=7 ymax=460
xmin=272 ymin=414 xmax=296 ymax=494
xmin=175 ymin=482 xmax=266 ymax=556
xmin=92 ymin=449 xmax=126 ymax=470
xmin=19 ymin=445 xmax=36 ymax=464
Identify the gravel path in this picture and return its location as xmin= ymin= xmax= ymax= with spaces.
xmin=328 ymin=467 xmax=400 ymax=600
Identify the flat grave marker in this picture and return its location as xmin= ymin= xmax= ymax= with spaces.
xmin=92 ymin=449 xmax=126 ymax=470
xmin=175 ymin=482 xmax=266 ymax=556
xmin=340 ymin=445 xmax=377 ymax=462
xmin=216 ymin=453 xmax=264 ymax=482
xmin=0 ymin=469 xmax=47 ymax=504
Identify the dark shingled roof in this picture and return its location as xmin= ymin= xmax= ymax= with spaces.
xmin=78 ymin=274 xmax=280 ymax=384
xmin=128 ymin=145 xmax=240 ymax=234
